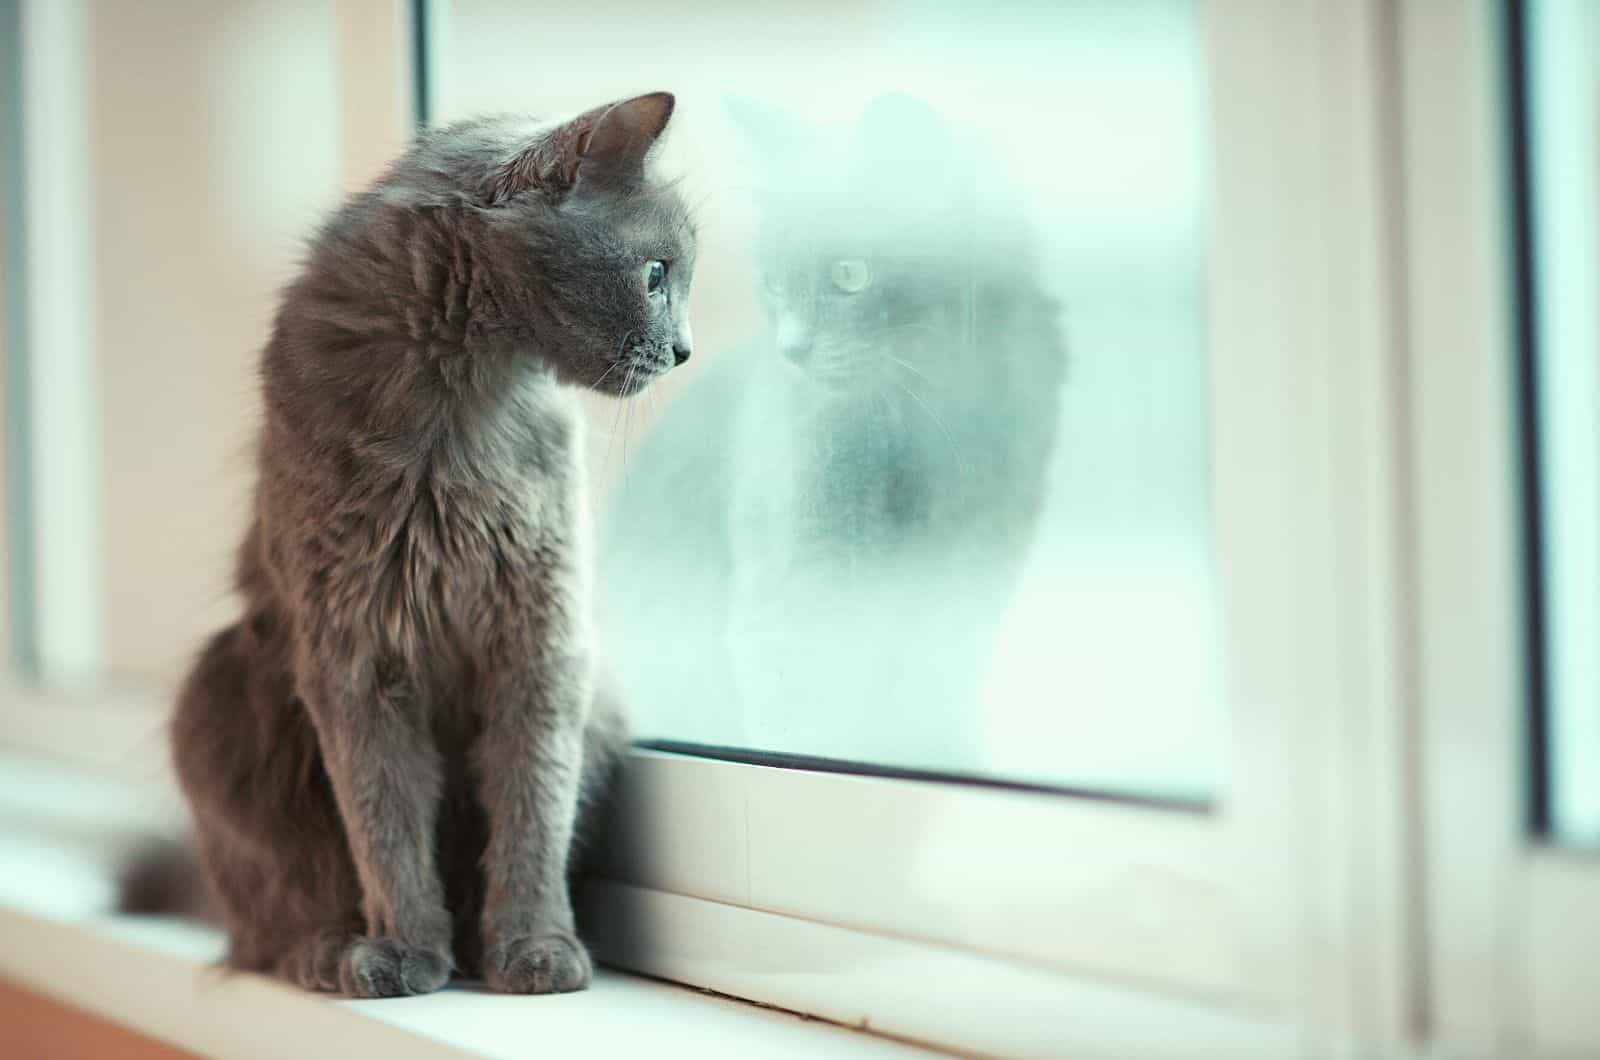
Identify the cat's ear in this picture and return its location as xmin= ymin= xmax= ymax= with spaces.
xmin=857 ymin=93 xmax=953 ymax=167
xmin=490 ymin=92 xmax=675 ymax=203
xmin=722 ymin=95 xmax=813 ymax=161
xmin=571 ymin=91 xmax=675 ymax=193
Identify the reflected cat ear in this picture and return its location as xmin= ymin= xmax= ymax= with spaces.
xmin=722 ymin=95 xmax=813 ymax=161
xmin=490 ymin=92 xmax=675 ymax=203
xmin=857 ymin=93 xmax=952 ymax=167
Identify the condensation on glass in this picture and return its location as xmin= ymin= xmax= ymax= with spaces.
xmin=437 ymin=0 xmax=1219 ymax=799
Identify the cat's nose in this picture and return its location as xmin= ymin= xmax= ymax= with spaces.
xmin=776 ymin=315 xmax=812 ymax=364
xmin=672 ymin=321 xmax=692 ymax=366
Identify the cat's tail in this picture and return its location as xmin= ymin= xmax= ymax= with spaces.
xmin=117 ymin=835 xmax=213 ymax=919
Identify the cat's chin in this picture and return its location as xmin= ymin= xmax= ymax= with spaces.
xmin=592 ymin=359 xmax=670 ymax=398
xmin=793 ymin=365 xmax=877 ymax=399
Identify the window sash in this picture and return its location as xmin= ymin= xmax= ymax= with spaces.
xmin=1407 ymin=1 xmax=1600 ymax=1056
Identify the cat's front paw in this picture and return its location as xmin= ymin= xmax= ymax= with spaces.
xmin=482 ymin=931 xmax=592 ymax=994
xmin=340 ymin=937 xmax=452 ymax=998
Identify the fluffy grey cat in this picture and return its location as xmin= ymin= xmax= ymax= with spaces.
xmin=599 ymin=95 xmax=1065 ymax=768
xmin=121 ymin=92 xmax=695 ymax=998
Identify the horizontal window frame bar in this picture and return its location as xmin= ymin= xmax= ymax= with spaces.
xmin=633 ymin=739 xmax=1212 ymax=814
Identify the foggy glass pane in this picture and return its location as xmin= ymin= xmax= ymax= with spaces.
xmin=437 ymin=0 xmax=1220 ymax=799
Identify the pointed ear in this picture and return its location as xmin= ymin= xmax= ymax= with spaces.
xmin=722 ymin=94 xmax=812 ymax=162
xmin=575 ymin=91 xmax=675 ymax=192
xmin=857 ymin=93 xmax=952 ymax=167
xmin=489 ymin=92 xmax=675 ymax=203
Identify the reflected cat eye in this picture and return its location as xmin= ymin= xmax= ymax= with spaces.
xmin=645 ymin=260 xmax=667 ymax=295
xmin=830 ymin=259 xmax=871 ymax=294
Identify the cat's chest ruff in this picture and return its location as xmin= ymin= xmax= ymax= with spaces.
xmin=382 ymin=391 xmax=589 ymax=649
xmin=735 ymin=390 xmax=930 ymax=533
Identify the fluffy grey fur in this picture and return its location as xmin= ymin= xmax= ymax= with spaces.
xmin=132 ymin=92 xmax=695 ymax=998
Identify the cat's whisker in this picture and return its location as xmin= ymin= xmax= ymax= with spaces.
xmin=597 ymin=330 xmax=643 ymax=478
xmin=593 ymin=330 xmax=636 ymax=395
xmin=890 ymin=377 xmax=968 ymax=476
xmin=620 ymin=371 xmax=641 ymax=483
xmin=879 ymin=321 xmax=945 ymax=341
xmin=602 ymin=363 xmax=634 ymax=480
xmin=644 ymin=380 xmax=662 ymax=426
xmin=604 ymin=330 xmax=637 ymax=387
xmin=884 ymin=353 xmax=937 ymax=387
xmin=622 ymin=381 xmax=632 ymax=465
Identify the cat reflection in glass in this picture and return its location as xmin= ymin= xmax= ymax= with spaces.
xmin=601 ymin=94 xmax=1067 ymax=771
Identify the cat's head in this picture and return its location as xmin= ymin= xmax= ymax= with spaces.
xmin=406 ymin=94 xmax=696 ymax=397
xmin=728 ymin=94 xmax=1022 ymax=394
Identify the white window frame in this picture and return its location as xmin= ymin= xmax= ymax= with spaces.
xmin=1405 ymin=2 xmax=1600 ymax=1057
xmin=12 ymin=0 xmax=102 ymax=683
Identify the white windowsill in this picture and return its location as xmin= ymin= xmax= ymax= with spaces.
xmin=0 ymin=747 xmax=930 ymax=1059
xmin=0 ymin=689 xmax=1307 ymax=1058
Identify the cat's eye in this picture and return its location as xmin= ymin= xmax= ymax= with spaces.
xmin=645 ymin=260 xmax=667 ymax=296
xmin=830 ymin=259 xmax=871 ymax=294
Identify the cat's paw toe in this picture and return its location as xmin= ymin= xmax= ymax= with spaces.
xmin=280 ymin=927 xmax=358 ymax=993
xmin=340 ymin=938 xmax=452 ymax=998
xmin=483 ymin=932 xmax=592 ymax=995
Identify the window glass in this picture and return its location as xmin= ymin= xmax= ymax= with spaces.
xmin=435 ymin=0 xmax=1220 ymax=799
xmin=1522 ymin=0 xmax=1600 ymax=843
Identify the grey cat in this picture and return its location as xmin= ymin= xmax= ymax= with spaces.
xmin=120 ymin=92 xmax=696 ymax=998
xmin=599 ymin=95 xmax=1065 ymax=768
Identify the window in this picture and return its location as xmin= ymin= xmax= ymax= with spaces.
xmin=431 ymin=1 xmax=1421 ymax=1052
xmin=434 ymin=0 xmax=1220 ymax=800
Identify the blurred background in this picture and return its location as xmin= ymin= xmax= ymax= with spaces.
xmin=0 ymin=0 xmax=1595 ymax=834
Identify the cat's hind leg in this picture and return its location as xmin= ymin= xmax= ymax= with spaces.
xmin=268 ymin=921 xmax=360 ymax=993
xmin=174 ymin=621 xmax=432 ymax=997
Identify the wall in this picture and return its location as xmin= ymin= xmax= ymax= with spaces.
xmin=86 ymin=1 xmax=345 ymax=682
